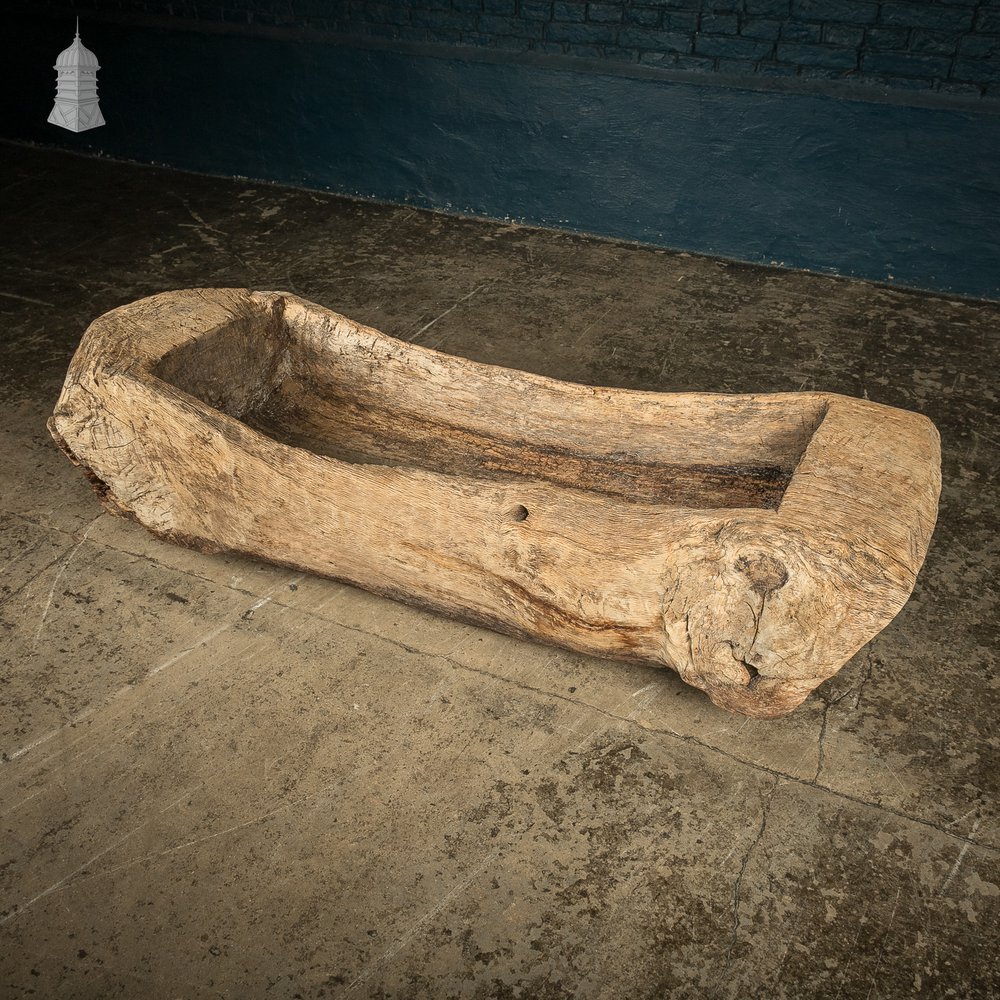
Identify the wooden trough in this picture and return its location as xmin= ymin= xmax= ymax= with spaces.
xmin=48 ymin=289 xmax=941 ymax=718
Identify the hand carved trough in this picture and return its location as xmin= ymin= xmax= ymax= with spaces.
xmin=49 ymin=289 xmax=941 ymax=718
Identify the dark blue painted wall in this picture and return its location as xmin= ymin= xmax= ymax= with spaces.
xmin=16 ymin=0 xmax=1000 ymax=98
xmin=6 ymin=13 xmax=1000 ymax=299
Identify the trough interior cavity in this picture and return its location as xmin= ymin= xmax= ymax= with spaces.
xmin=153 ymin=307 xmax=828 ymax=511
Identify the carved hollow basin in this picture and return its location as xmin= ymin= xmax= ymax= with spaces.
xmin=48 ymin=289 xmax=941 ymax=718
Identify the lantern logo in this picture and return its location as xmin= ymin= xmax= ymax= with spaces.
xmin=48 ymin=18 xmax=105 ymax=132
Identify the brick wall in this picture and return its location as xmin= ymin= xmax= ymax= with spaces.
xmin=12 ymin=6 xmax=999 ymax=296
xmin=81 ymin=0 xmax=1000 ymax=99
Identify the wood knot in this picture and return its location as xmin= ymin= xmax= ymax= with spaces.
xmin=735 ymin=553 xmax=788 ymax=596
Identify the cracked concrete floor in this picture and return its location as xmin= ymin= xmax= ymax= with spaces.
xmin=1 ymin=143 xmax=998 ymax=998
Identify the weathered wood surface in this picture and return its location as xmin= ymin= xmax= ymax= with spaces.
xmin=48 ymin=288 xmax=941 ymax=718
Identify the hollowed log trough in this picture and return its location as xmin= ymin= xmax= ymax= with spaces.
xmin=49 ymin=289 xmax=941 ymax=718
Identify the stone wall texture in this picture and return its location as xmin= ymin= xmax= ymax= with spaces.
xmin=52 ymin=0 xmax=1000 ymax=98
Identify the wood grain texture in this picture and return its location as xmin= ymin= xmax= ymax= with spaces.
xmin=48 ymin=289 xmax=941 ymax=717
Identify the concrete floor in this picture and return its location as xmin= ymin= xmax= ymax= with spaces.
xmin=0 ymin=142 xmax=998 ymax=999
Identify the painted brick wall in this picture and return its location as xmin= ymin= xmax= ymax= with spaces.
xmin=42 ymin=0 xmax=1000 ymax=99
xmin=9 ymin=8 xmax=1000 ymax=297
